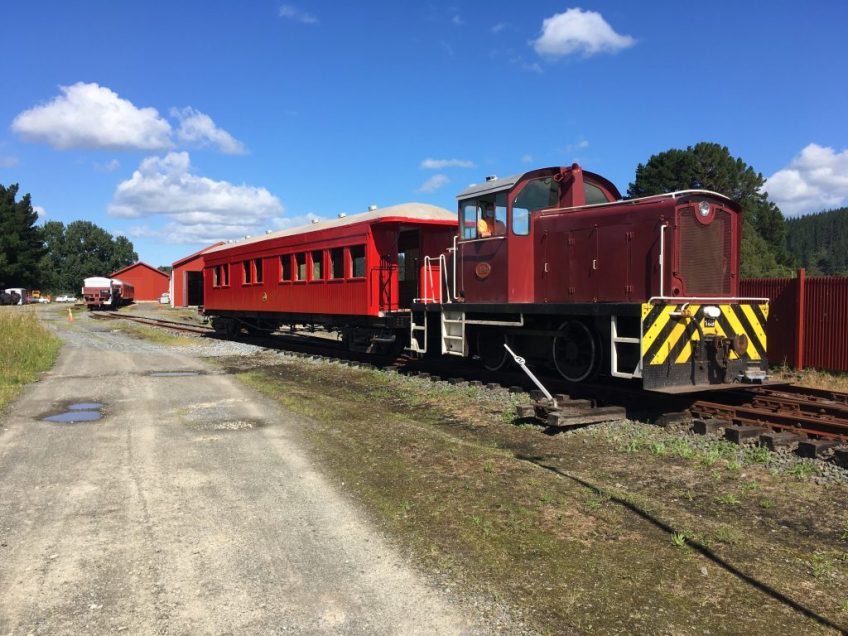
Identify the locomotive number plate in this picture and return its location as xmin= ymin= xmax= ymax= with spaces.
xmin=475 ymin=262 xmax=492 ymax=280
xmin=704 ymin=317 xmax=715 ymax=327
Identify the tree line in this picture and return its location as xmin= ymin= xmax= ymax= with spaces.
xmin=0 ymin=184 xmax=137 ymax=292
xmin=784 ymin=207 xmax=848 ymax=276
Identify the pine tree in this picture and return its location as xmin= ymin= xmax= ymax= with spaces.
xmin=0 ymin=183 xmax=45 ymax=288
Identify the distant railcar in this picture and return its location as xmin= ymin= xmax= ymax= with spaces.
xmin=203 ymin=165 xmax=768 ymax=392
xmin=82 ymin=277 xmax=135 ymax=310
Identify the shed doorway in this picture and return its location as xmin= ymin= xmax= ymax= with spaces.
xmin=186 ymin=271 xmax=204 ymax=306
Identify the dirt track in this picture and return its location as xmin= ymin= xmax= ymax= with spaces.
xmin=0 ymin=313 xmax=499 ymax=634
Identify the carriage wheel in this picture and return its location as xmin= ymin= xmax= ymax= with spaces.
xmin=476 ymin=331 xmax=509 ymax=372
xmin=552 ymin=320 xmax=598 ymax=382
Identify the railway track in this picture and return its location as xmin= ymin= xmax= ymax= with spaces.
xmin=93 ymin=310 xmax=848 ymax=453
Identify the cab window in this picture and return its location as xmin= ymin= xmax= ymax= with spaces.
xmin=584 ymin=181 xmax=610 ymax=205
xmin=512 ymin=177 xmax=560 ymax=235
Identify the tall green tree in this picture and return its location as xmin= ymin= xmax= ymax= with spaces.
xmin=0 ymin=183 xmax=45 ymax=288
xmin=37 ymin=220 xmax=138 ymax=292
xmin=628 ymin=142 xmax=791 ymax=277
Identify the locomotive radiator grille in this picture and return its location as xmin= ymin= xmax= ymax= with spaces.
xmin=677 ymin=208 xmax=731 ymax=295
xmin=641 ymin=302 xmax=768 ymax=366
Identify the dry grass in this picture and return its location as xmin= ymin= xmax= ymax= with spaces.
xmin=0 ymin=306 xmax=62 ymax=410
xmin=771 ymin=364 xmax=848 ymax=392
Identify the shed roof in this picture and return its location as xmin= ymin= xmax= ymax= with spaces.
xmin=110 ymin=261 xmax=169 ymax=279
xmin=205 ymin=202 xmax=456 ymax=255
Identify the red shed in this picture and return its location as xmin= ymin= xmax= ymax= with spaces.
xmin=110 ymin=261 xmax=169 ymax=301
xmin=171 ymin=243 xmax=224 ymax=307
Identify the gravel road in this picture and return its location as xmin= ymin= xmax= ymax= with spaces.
xmin=0 ymin=312 xmax=499 ymax=634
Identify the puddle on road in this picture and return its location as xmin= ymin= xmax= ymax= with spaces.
xmin=149 ymin=371 xmax=202 ymax=377
xmin=42 ymin=402 xmax=105 ymax=424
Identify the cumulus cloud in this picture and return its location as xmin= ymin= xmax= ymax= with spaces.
xmin=279 ymin=5 xmax=317 ymax=24
xmin=420 ymin=158 xmax=475 ymax=170
xmin=172 ymin=107 xmax=246 ymax=155
xmin=417 ymin=174 xmax=449 ymax=193
xmin=491 ymin=22 xmax=507 ymax=34
xmin=0 ymin=155 xmax=19 ymax=168
xmin=12 ymin=82 xmax=172 ymax=151
xmin=764 ymin=143 xmax=848 ymax=216
xmin=110 ymin=152 xmax=283 ymax=244
xmin=533 ymin=8 xmax=635 ymax=58
xmin=33 ymin=205 xmax=47 ymax=219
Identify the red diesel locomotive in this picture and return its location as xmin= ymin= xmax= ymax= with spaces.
xmin=202 ymin=164 xmax=768 ymax=392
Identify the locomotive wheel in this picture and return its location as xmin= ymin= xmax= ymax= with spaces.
xmin=552 ymin=320 xmax=598 ymax=382
xmin=476 ymin=331 xmax=509 ymax=371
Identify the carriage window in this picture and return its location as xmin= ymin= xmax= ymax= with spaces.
xmin=242 ymin=260 xmax=251 ymax=284
xmin=311 ymin=251 xmax=323 ymax=280
xmin=280 ymin=255 xmax=292 ymax=281
xmin=330 ymin=248 xmax=344 ymax=279
xmin=350 ymin=245 xmax=366 ymax=278
xmin=584 ymin=181 xmax=610 ymax=205
xmin=254 ymin=258 xmax=263 ymax=284
xmin=212 ymin=266 xmax=220 ymax=287
xmin=295 ymin=253 xmax=306 ymax=281
xmin=222 ymin=263 xmax=229 ymax=286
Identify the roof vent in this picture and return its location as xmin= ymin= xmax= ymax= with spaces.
xmin=244 ymin=235 xmax=251 ymax=239
xmin=485 ymin=175 xmax=498 ymax=182
xmin=338 ymin=212 xmax=347 ymax=218
xmin=265 ymin=230 xmax=272 ymax=234
xmin=368 ymin=204 xmax=378 ymax=211
xmin=311 ymin=218 xmax=320 ymax=224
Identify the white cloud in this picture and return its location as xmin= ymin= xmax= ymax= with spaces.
xmin=533 ymin=8 xmax=635 ymax=58
xmin=12 ymin=82 xmax=172 ymax=151
xmin=764 ymin=143 xmax=848 ymax=216
xmin=172 ymin=107 xmax=246 ymax=155
xmin=94 ymin=158 xmax=121 ymax=173
xmin=0 ymin=155 xmax=19 ymax=168
xmin=420 ymin=158 xmax=475 ymax=169
xmin=109 ymin=152 xmax=283 ymax=244
xmin=521 ymin=154 xmax=534 ymax=163
xmin=33 ymin=205 xmax=47 ymax=219
xmin=451 ymin=14 xmax=463 ymax=26
xmin=417 ymin=174 xmax=449 ymax=193
xmin=279 ymin=5 xmax=317 ymax=24
xmin=491 ymin=22 xmax=507 ymax=34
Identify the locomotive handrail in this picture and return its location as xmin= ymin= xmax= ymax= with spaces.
xmin=647 ymin=296 xmax=770 ymax=304
xmin=659 ymin=223 xmax=669 ymax=297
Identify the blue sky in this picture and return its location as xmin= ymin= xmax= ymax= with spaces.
xmin=2 ymin=1 xmax=847 ymax=267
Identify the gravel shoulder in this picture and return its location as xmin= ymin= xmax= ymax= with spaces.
xmin=0 ymin=309 xmax=509 ymax=634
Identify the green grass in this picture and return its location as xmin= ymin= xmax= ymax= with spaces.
xmin=0 ymin=308 xmax=62 ymax=410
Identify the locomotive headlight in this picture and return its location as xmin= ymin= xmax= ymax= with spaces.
xmin=698 ymin=201 xmax=711 ymax=217
xmin=703 ymin=305 xmax=721 ymax=319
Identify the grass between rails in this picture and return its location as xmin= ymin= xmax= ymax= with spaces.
xmin=0 ymin=307 xmax=62 ymax=410
xmin=106 ymin=320 xmax=200 ymax=346
xmin=231 ymin=354 xmax=848 ymax=635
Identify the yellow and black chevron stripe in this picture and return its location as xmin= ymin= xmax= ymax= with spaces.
xmin=641 ymin=303 xmax=768 ymax=366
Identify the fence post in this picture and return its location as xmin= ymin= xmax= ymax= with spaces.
xmin=795 ymin=268 xmax=806 ymax=370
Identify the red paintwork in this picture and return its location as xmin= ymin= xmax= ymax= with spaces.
xmin=110 ymin=262 xmax=169 ymax=301
xmin=203 ymin=214 xmax=455 ymax=317
xmin=457 ymin=165 xmax=741 ymax=305
xmin=171 ymin=242 xmax=224 ymax=307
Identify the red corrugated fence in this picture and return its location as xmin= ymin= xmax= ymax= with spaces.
xmin=741 ymin=270 xmax=848 ymax=372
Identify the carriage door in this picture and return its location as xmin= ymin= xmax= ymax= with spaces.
xmin=458 ymin=193 xmax=509 ymax=303
xmin=397 ymin=229 xmax=420 ymax=308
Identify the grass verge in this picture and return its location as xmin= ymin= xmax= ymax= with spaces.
xmin=229 ymin=354 xmax=848 ymax=635
xmin=0 ymin=307 xmax=62 ymax=410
